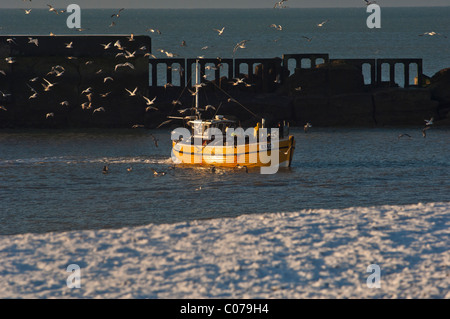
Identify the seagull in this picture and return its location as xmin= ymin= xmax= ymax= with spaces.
xmin=111 ymin=8 xmax=125 ymax=18
xmin=5 ymin=57 xmax=16 ymax=64
xmin=213 ymin=27 xmax=225 ymax=35
xmin=81 ymin=87 xmax=93 ymax=95
xmin=0 ymin=91 xmax=11 ymax=98
xmin=151 ymin=168 xmax=166 ymax=176
xmin=159 ymin=49 xmax=179 ymax=58
xmin=0 ymin=70 xmax=5 ymax=76
xmin=235 ymin=164 xmax=248 ymax=173
xmin=156 ymin=119 xmax=174 ymax=128
xmin=397 ymin=133 xmax=412 ymax=140
xmin=231 ymin=78 xmax=252 ymax=87
xmin=115 ymin=62 xmax=135 ymax=71
xmin=132 ymin=124 xmax=145 ymax=129
xmin=47 ymin=4 xmax=59 ymax=15
xmin=124 ymin=50 xmax=136 ymax=59
xmin=143 ymin=95 xmax=156 ymax=105
xmin=317 ymin=19 xmax=329 ymax=27
xmin=150 ymin=134 xmax=159 ymax=147
xmin=204 ymin=105 xmax=216 ymax=112
xmin=172 ymin=100 xmax=182 ymax=106
xmin=60 ymin=101 xmax=69 ymax=107
xmin=0 ymin=105 xmax=7 ymax=111
xmin=6 ymin=38 xmax=18 ymax=45
xmin=273 ymin=0 xmax=288 ymax=9
xmin=270 ymin=24 xmax=282 ymax=31
xmin=419 ymin=31 xmax=447 ymax=38
xmin=81 ymin=102 xmax=92 ymax=110
xmin=42 ymin=78 xmax=57 ymax=91
xmin=114 ymin=40 xmax=123 ymax=49
xmin=422 ymin=126 xmax=431 ymax=138
xmin=127 ymin=166 xmax=133 ymax=172
xmin=125 ymin=87 xmax=138 ymax=96
xmin=27 ymin=85 xmax=38 ymax=99
xmin=177 ymin=107 xmax=196 ymax=114
xmin=424 ymin=117 xmax=434 ymax=126
xmin=145 ymin=105 xmax=159 ymax=112
xmin=233 ymin=40 xmax=249 ymax=56
xmin=146 ymin=28 xmax=161 ymax=35
xmin=101 ymin=42 xmax=112 ymax=50
xmin=364 ymin=0 xmax=377 ymax=5
xmin=93 ymin=107 xmax=105 ymax=113
xmin=302 ymin=36 xmax=314 ymax=42
xmin=23 ymin=9 xmax=32 ymax=15
xmin=46 ymin=112 xmax=54 ymax=119
xmin=104 ymin=77 xmax=114 ymax=83
xmin=65 ymin=42 xmax=73 ymax=49
xmin=100 ymin=92 xmax=111 ymax=98
xmin=304 ymin=122 xmax=312 ymax=133
xmin=126 ymin=34 xmax=135 ymax=42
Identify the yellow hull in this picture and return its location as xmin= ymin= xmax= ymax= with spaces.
xmin=172 ymin=135 xmax=295 ymax=168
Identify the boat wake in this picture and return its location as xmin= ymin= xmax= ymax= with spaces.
xmin=0 ymin=156 xmax=173 ymax=166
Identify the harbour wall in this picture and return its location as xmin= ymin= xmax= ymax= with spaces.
xmin=0 ymin=35 xmax=449 ymax=129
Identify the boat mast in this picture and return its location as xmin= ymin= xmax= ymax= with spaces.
xmin=195 ymin=59 xmax=199 ymax=118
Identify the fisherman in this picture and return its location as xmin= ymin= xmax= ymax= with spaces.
xmin=254 ymin=122 xmax=260 ymax=140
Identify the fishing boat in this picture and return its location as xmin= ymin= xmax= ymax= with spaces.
xmin=168 ymin=60 xmax=295 ymax=173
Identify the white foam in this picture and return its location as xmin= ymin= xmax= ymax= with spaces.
xmin=0 ymin=202 xmax=448 ymax=298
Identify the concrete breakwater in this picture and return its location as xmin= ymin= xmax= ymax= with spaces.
xmin=0 ymin=35 xmax=449 ymax=129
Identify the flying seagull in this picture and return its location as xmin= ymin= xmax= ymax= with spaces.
xmin=213 ymin=27 xmax=225 ymax=35
xmin=114 ymin=62 xmax=135 ymax=71
xmin=125 ymin=87 xmax=138 ymax=96
xmin=419 ymin=31 xmax=447 ymax=38
xmin=422 ymin=126 xmax=431 ymax=138
xmin=111 ymin=8 xmax=125 ymax=18
xmin=270 ymin=24 xmax=282 ymax=31
xmin=424 ymin=117 xmax=434 ymax=126
xmin=317 ymin=20 xmax=329 ymax=27
xmin=304 ymin=122 xmax=312 ymax=133
xmin=233 ymin=40 xmax=249 ymax=56
xmin=47 ymin=4 xmax=59 ymax=15
xmin=143 ymin=95 xmax=156 ymax=105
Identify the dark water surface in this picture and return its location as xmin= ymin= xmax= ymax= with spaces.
xmin=1 ymin=127 xmax=448 ymax=235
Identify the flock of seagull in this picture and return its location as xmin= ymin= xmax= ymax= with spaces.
xmin=0 ymin=2 xmax=446 ymax=134
xmin=0 ymin=30 xmax=160 ymax=119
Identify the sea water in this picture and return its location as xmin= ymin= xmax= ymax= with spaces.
xmin=0 ymin=7 xmax=449 ymax=234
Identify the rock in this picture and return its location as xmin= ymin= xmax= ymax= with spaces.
xmin=293 ymin=93 xmax=374 ymax=127
xmin=373 ymin=88 xmax=439 ymax=126
xmin=428 ymin=68 xmax=450 ymax=109
xmin=292 ymin=95 xmax=329 ymax=126
xmin=281 ymin=60 xmax=365 ymax=97
xmin=317 ymin=60 xmax=366 ymax=96
xmin=328 ymin=93 xmax=374 ymax=126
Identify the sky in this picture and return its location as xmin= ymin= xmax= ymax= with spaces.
xmin=1 ymin=0 xmax=449 ymax=9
